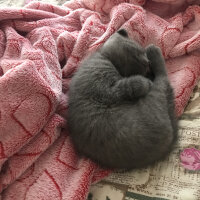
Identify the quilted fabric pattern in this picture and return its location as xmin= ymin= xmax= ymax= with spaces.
xmin=0 ymin=0 xmax=200 ymax=199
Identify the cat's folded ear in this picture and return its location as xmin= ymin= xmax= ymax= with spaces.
xmin=117 ymin=29 xmax=128 ymax=37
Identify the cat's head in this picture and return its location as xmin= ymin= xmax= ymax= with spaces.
xmin=100 ymin=29 xmax=150 ymax=77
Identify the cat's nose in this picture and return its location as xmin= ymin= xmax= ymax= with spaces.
xmin=145 ymin=63 xmax=149 ymax=73
xmin=141 ymin=54 xmax=149 ymax=65
xmin=144 ymin=58 xmax=150 ymax=73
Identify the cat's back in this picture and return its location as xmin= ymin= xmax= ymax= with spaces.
xmin=72 ymin=51 xmax=115 ymax=81
xmin=69 ymin=51 xmax=120 ymax=105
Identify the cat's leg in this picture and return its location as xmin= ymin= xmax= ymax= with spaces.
xmin=166 ymin=84 xmax=178 ymax=136
xmin=113 ymin=75 xmax=153 ymax=100
xmin=146 ymin=44 xmax=167 ymax=79
xmin=146 ymin=44 xmax=178 ymax=134
xmin=146 ymin=44 xmax=170 ymax=96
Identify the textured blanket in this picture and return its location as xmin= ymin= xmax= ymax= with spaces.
xmin=0 ymin=0 xmax=200 ymax=199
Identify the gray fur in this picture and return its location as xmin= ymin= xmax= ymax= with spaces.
xmin=67 ymin=29 xmax=178 ymax=170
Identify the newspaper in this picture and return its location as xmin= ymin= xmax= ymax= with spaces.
xmin=89 ymin=82 xmax=200 ymax=200
xmin=0 ymin=0 xmax=25 ymax=7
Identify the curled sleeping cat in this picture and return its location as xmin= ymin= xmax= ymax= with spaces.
xmin=67 ymin=29 xmax=178 ymax=170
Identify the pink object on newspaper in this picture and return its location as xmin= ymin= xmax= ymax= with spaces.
xmin=0 ymin=0 xmax=200 ymax=199
xmin=180 ymin=148 xmax=200 ymax=171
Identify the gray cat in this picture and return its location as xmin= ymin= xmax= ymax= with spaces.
xmin=67 ymin=29 xmax=178 ymax=170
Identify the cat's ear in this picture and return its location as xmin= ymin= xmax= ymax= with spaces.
xmin=117 ymin=29 xmax=128 ymax=37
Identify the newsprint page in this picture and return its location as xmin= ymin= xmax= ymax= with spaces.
xmin=89 ymin=82 xmax=200 ymax=200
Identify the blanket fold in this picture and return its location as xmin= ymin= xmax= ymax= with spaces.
xmin=0 ymin=0 xmax=200 ymax=199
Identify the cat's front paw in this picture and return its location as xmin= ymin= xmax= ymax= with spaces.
xmin=146 ymin=44 xmax=162 ymax=60
xmin=146 ymin=44 xmax=166 ymax=76
xmin=142 ymin=79 xmax=153 ymax=96
xmin=131 ymin=76 xmax=152 ymax=98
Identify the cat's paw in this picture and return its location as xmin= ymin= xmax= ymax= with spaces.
xmin=146 ymin=44 xmax=162 ymax=60
xmin=142 ymin=79 xmax=153 ymax=96
xmin=146 ymin=44 xmax=166 ymax=76
xmin=131 ymin=76 xmax=152 ymax=98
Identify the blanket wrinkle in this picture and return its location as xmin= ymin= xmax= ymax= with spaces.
xmin=0 ymin=0 xmax=200 ymax=199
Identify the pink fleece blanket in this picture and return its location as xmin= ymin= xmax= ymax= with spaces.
xmin=0 ymin=0 xmax=200 ymax=199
